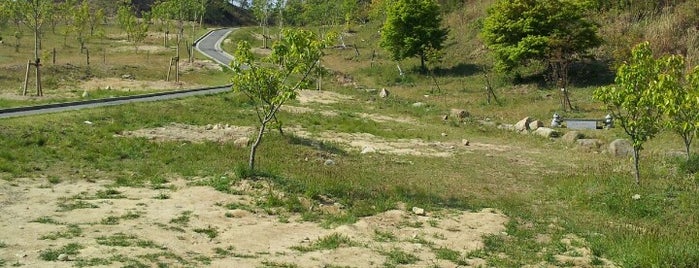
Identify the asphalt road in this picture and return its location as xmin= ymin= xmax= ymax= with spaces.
xmin=0 ymin=28 xmax=236 ymax=119
xmin=195 ymin=28 xmax=235 ymax=67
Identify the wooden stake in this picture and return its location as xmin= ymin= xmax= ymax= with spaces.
xmin=23 ymin=60 xmax=31 ymax=96
xmin=36 ymin=59 xmax=42 ymax=96
xmin=167 ymin=57 xmax=173 ymax=81
xmin=86 ymin=48 xmax=90 ymax=66
xmin=52 ymin=48 xmax=56 ymax=64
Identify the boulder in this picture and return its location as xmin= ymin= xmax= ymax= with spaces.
xmin=412 ymin=102 xmax=425 ymax=107
xmin=514 ymin=117 xmax=532 ymax=132
xmin=534 ymin=127 xmax=559 ymax=138
xmin=450 ymin=109 xmax=470 ymax=121
xmin=561 ymin=131 xmax=584 ymax=144
xmin=379 ymin=88 xmax=390 ymax=98
xmin=361 ymin=146 xmax=376 ymax=154
xmin=576 ymin=139 xmax=604 ymax=152
xmin=498 ymin=124 xmax=515 ymax=131
xmin=324 ymin=159 xmax=336 ymax=166
xmin=412 ymin=207 xmax=426 ymax=216
xmin=462 ymin=139 xmax=470 ymax=146
xmin=609 ymin=139 xmax=633 ymax=157
xmin=529 ymin=120 xmax=544 ymax=130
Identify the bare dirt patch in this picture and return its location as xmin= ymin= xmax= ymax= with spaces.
xmin=297 ymin=89 xmax=355 ymax=104
xmin=119 ymin=123 xmax=253 ymax=143
xmin=79 ymin=78 xmax=195 ymax=92
xmin=0 ymin=177 xmax=508 ymax=267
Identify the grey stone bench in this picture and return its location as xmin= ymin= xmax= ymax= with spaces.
xmin=564 ymin=119 xmax=603 ymax=130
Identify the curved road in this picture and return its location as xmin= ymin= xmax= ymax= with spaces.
xmin=0 ymin=28 xmax=237 ymax=119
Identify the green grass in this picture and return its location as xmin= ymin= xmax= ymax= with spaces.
xmin=39 ymin=243 xmax=84 ymax=261
xmin=95 ymin=233 xmax=160 ymax=248
xmin=381 ymin=248 xmax=419 ymax=266
xmin=39 ymin=224 xmax=83 ymax=240
xmin=193 ymin=226 xmax=219 ymax=239
xmin=170 ymin=211 xmax=194 ymax=226
xmin=291 ymin=233 xmax=359 ymax=252
xmin=433 ymin=247 xmax=468 ymax=265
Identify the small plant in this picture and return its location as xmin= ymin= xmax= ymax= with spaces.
xmin=95 ymin=188 xmax=126 ymax=199
xmin=47 ymin=177 xmax=61 ymax=184
xmin=260 ymin=260 xmax=298 ymax=268
xmin=153 ymin=192 xmax=170 ymax=199
xmin=291 ymin=233 xmax=358 ymax=252
xmin=40 ymin=224 xmax=82 ymax=240
xmin=382 ymin=248 xmax=419 ymax=265
xmin=56 ymin=200 xmax=99 ymax=212
xmin=679 ymin=154 xmax=699 ymax=174
xmin=0 ymin=241 xmax=6 ymax=248
xmin=433 ymin=247 xmax=467 ymax=265
xmin=31 ymin=216 xmax=62 ymax=225
xmin=193 ymin=226 xmax=219 ymax=239
xmin=170 ymin=211 xmax=193 ymax=226
xmin=100 ymin=216 xmax=120 ymax=225
xmin=39 ymin=243 xmax=84 ymax=261
xmin=95 ymin=233 xmax=159 ymax=248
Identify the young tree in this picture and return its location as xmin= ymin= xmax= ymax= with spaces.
xmin=230 ymin=29 xmax=333 ymax=171
xmin=380 ymin=0 xmax=448 ymax=70
xmin=593 ymin=42 xmax=675 ymax=184
xmin=252 ymin=0 xmax=273 ymax=48
xmin=481 ymin=0 xmax=601 ymax=84
xmin=13 ymin=0 xmax=54 ymax=96
xmin=73 ymin=1 xmax=91 ymax=52
xmin=664 ymin=64 xmax=699 ymax=160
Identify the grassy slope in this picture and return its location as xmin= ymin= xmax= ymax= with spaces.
xmin=1 ymin=2 xmax=699 ymax=267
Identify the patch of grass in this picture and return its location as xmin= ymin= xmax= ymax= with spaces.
xmin=374 ymin=230 xmax=398 ymax=242
xmin=0 ymin=241 xmax=6 ymax=248
xmin=31 ymin=216 xmax=62 ymax=225
xmin=291 ymin=233 xmax=359 ymax=252
xmin=153 ymin=192 xmax=170 ymax=199
xmin=169 ymin=211 xmax=193 ymax=226
xmin=95 ymin=233 xmax=159 ymax=248
xmin=40 ymin=224 xmax=82 ymax=240
xmin=75 ymin=257 xmax=113 ymax=267
xmin=100 ymin=216 xmax=120 ymax=225
xmin=382 ymin=248 xmax=419 ymax=266
xmin=56 ymin=200 xmax=99 ymax=212
xmin=193 ymin=175 xmax=236 ymax=193
xmin=95 ymin=188 xmax=126 ymax=199
xmin=47 ymin=177 xmax=62 ymax=184
xmin=193 ymin=226 xmax=218 ymax=239
xmin=138 ymin=252 xmax=187 ymax=265
xmin=39 ymin=243 xmax=84 ymax=261
xmin=260 ymin=260 xmax=298 ymax=268
xmin=100 ymin=211 xmax=142 ymax=225
xmin=433 ymin=247 xmax=468 ymax=265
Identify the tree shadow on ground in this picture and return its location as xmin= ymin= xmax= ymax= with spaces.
xmin=568 ymin=59 xmax=616 ymax=88
xmin=286 ymin=134 xmax=347 ymax=156
xmin=432 ymin=63 xmax=483 ymax=77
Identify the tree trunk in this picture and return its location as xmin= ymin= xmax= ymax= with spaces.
xmin=683 ymin=135 xmax=693 ymax=160
xmin=249 ymin=121 xmax=268 ymax=171
xmin=633 ymin=147 xmax=641 ymax=184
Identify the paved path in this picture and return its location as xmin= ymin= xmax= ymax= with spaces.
xmin=0 ymin=29 xmax=236 ymax=119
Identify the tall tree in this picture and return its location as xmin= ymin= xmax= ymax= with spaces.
xmin=481 ymin=0 xmax=601 ymax=86
xmin=593 ymin=42 xmax=676 ymax=184
xmin=230 ymin=29 xmax=334 ymax=171
xmin=72 ymin=1 xmax=91 ymax=52
xmin=380 ymin=0 xmax=448 ymax=70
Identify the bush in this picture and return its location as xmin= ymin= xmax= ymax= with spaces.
xmin=679 ymin=154 xmax=699 ymax=174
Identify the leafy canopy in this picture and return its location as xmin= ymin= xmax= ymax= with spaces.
xmin=231 ymin=28 xmax=335 ymax=171
xmin=593 ymin=42 xmax=677 ymax=183
xmin=380 ymin=0 xmax=448 ymax=70
xmin=481 ymin=0 xmax=601 ymax=74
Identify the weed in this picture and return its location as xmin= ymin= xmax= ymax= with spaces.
xmin=433 ymin=247 xmax=468 ymax=265
xmin=100 ymin=216 xmax=120 ymax=225
xmin=95 ymin=233 xmax=159 ymax=248
xmin=39 ymin=243 xmax=84 ymax=261
xmin=291 ymin=233 xmax=358 ymax=252
xmin=40 ymin=224 xmax=82 ymax=240
xmin=31 ymin=216 xmax=62 ymax=225
xmin=260 ymin=260 xmax=298 ymax=268
xmin=0 ymin=241 xmax=5 ymax=248
xmin=193 ymin=226 xmax=218 ymax=239
xmin=410 ymin=235 xmax=434 ymax=246
xmin=153 ymin=192 xmax=170 ymax=199
xmin=382 ymin=248 xmax=419 ymax=266
xmin=95 ymin=188 xmax=126 ymax=199
xmin=56 ymin=200 xmax=99 ymax=212
xmin=374 ymin=230 xmax=397 ymax=242
xmin=427 ymin=218 xmax=439 ymax=227
xmin=170 ymin=211 xmax=193 ymax=226
xmin=679 ymin=154 xmax=699 ymax=174
xmin=75 ymin=257 xmax=112 ymax=267
xmin=47 ymin=177 xmax=61 ymax=184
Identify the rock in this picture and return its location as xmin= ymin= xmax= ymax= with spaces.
xmin=205 ymin=124 xmax=214 ymax=130
xmin=514 ymin=117 xmax=532 ymax=132
xmin=561 ymin=131 xmax=584 ymax=144
xmin=478 ymin=120 xmax=497 ymax=127
xmin=534 ymin=127 xmax=559 ymax=138
xmin=81 ymin=90 xmax=89 ymax=98
xmin=441 ymin=133 xmax=447 ymax=137
xmin=450 ymin=109 xmax=470 ymax=121
xmin=441 ymin=114 xmax=449 ymax=121
xmin=528 ymin=120 xmax=544 ymax=130
xmin=58 ymin=254 xmax=69 ymax=261
xmin=83 ymin=121 xmax=93 ymax=125
xmin=609 ymin=139 xmax=633 ymax=157
xmin=233 ymin=137 xmax=250 ymax=148
xmin=576 ymin=139 xmax=603 ymax=152
xmin=497 ymin=124 xmax=514 ymax=131
xmin=324 ymin=159 xmax=336 ymax=166
xmin=361 ymin=146 xmax=376 ymax=154
xmin=105 ymin=85 xmax=112 ymax=90
xmin=462 ymin=139 xmax=470 ymax=146
xmin=365 ymin=88 xmax=377 ymax=93
xmin=412 ymin=102 xmax=425 ymax=107
xmin=121 ymin=74 xmax=133 ymax=80
xmin=411 ymin=207 xmax=426 ymax=216
xmin=379 ymin=88 xmax=390 ymax=98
